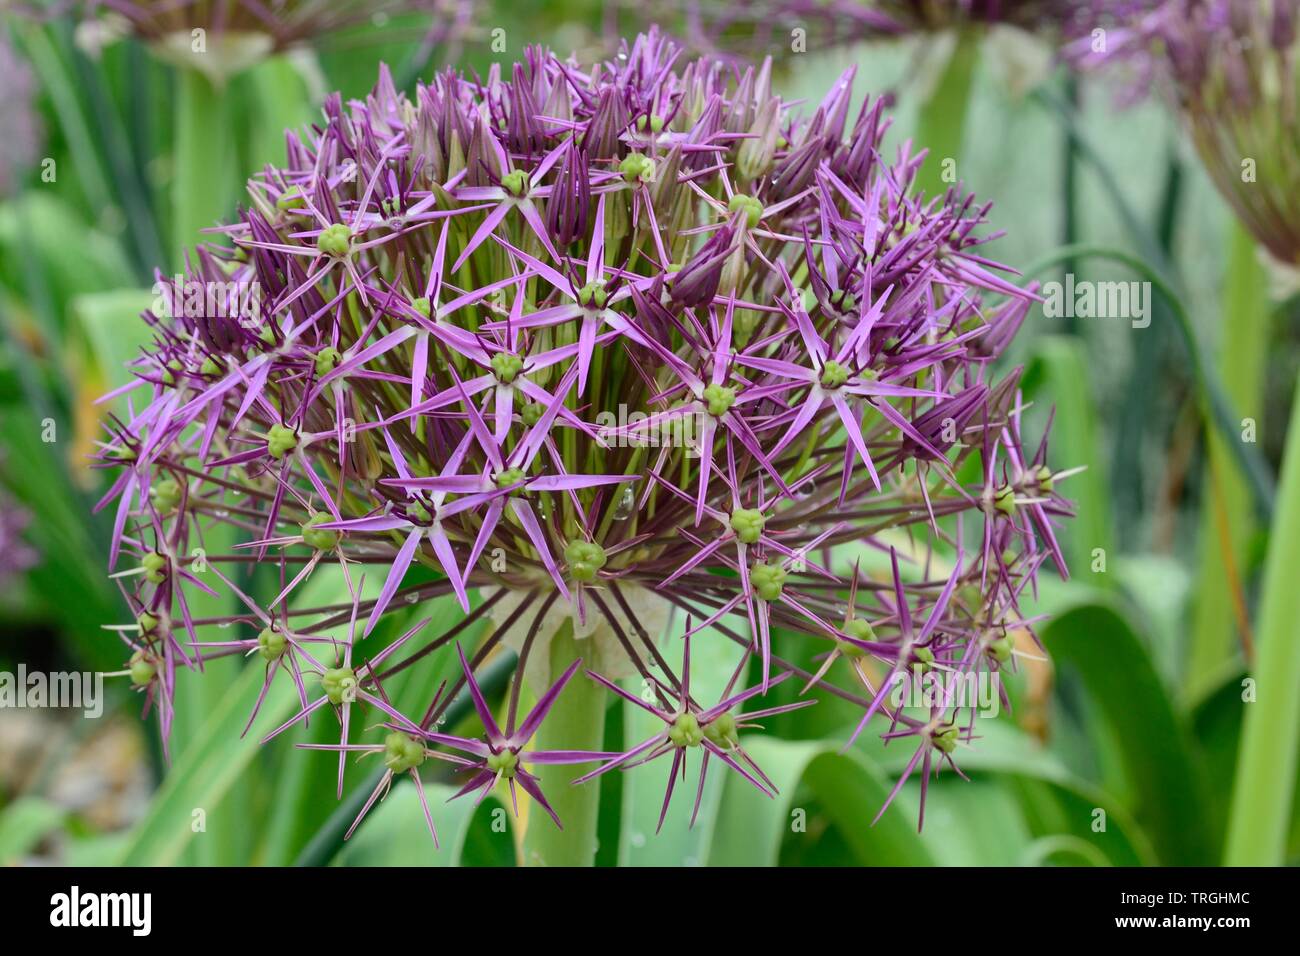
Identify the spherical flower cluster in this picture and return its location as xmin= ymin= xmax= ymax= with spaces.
xmin=1072 ymin=0 xmax=1300 ymax=265
xmin=95 ymin=28 xmax=1073 ymax=840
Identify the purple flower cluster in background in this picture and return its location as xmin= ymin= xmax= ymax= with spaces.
xmin=95 ymin=28 xmax=1073 ymax=837
xmin=1071 ymin=0 xmax=1300 ymax=265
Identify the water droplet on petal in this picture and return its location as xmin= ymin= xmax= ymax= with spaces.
xmin=613 ymin=486 xmax=635 ymax=521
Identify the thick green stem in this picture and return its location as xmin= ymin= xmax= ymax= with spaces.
xmin=1225 ymin=382 xmax=1300 ymax=865
xmin=522 ymin=619 xmax=605 ymax=866
xmin=173 ymin=69 xmax=232 ymax=264
xmin=913 ymin=29 xmax=980 ymax=200
xmin=1187 ymin=222 xmax=1270 ymax=703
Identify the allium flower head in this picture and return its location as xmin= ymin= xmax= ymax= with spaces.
xmin=78 ymin=1 xmax=473 ymax=81
xmin=96 ymin=28 xmax=1072 ymax=840
xmin=1073 ymin=0 xmax=1300 ymax=265
xmin=674 ymin=0 xmax=1147 ymax=52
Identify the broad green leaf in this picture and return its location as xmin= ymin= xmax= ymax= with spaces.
xmin=339 ymin=781 xmax=513 ymax=867
xmin=1039 ymin=600 xmax=1213 ymax=864
xmin=706 ymin=737 xmax=934 ymax=866
xmin=0 ymin=796 xmax=66 ymax=864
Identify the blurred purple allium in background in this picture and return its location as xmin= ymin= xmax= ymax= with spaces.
xmin=0 ymin=33 xmax=41 ymax=197
xmin=660 ymin=0 xmax=1155 ymax=55
xmin=95 ymin=28 xmax=1073 ymax=839
xmin=1072 ymin=0 xmax=1300 ymax=265
xmin=0 ymin=489 xmax=38 ymax=588
xmin=74 ymin=1 xmax=476 ymax=79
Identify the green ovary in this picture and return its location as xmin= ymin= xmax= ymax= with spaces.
xmin=316 ymin=223 xmax=352 ymax=257
xmin=300 ymin=513 xmax=340 ymax=551
xmin=564 ymin=540 xmax=607 ymax=582
xmin=667 ymin=712 xmax=704 ymax=748
xmin=620 ymin=153 xmax=655 ymax=183
xmin=491 ymin=352 xmax=525 ymax=384
xmin=314 ymin=346 xmax=342 ymax=377
xmin=129 ymin=651 xmax=157 ymax=687
xmin=267 ymin=423 xmax=299 ymax=459
xmin=487 ymin=749 xmax=519 ymax=777
xmin=141 ymin=552 xmax=168 ymax=585
xmin=151 ymin=478 xmax=183 ymax=513
xmin=932 ymin=723 xmax=959 ymax=754
xmin=383 ymin=732 xmax=426 ymax=773
xmin=321 ymin=666 xmax=357 ymax=706
xmin=501 ymin=170 xmax=529 ymax=198
xmin=576 ymin=281 xmax=607 ymax=309
xmin=819 ymin=360 xmax=850 ymax=389
xmin=728 ymin=193 xmax=764 ymax=229
xmin=703 ymin=711 xmax=738 ymax=749
xmin=729 ymin=508 xmax=765 ymax=545
xmin=750 ymin=561 xmax=786 ymax=601
xmin=702 ymin=383 xmax=736 ymax=417
xmin=257 ymin=626 xmax=288 ymax=662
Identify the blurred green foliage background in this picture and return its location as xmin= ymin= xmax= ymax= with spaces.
xmin=1 ymin=1 xmax=1297 ymax=867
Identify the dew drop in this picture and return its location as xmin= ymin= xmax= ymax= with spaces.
xmin=612 ymin=486 xmax=635 ymax=521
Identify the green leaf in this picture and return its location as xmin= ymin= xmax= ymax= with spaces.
xmin=1022 ymin=335 xmax=1114 ymax=580
xmin=0 ymin=796 xmax=66 ymax=864
xmin=1187 ymin=221 xmax=1270 ymax=703
xmin=1225 ymin=381 xmax=1300 ymax=865
xmin=339 ymin=781 xmax=514 ymax=867
xmin=115 ymin=655 xmax=301 ymax=866
xmin=1039 ymin=600 xmax=1214 ymax=864
xmin=706 ymin=738 xmax=934 ymax=866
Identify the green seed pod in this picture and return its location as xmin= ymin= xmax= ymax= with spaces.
xmin=314 ymin=346 xmax=342 ymax=377
xmin=141 ymin=552 xmax=168 ymax=585
xmin=819 ymin=360 xmax=850 ymax=389
xmin=150 ymin=478 xmax=183 ymax=513
xmin=729 ymin=507 xmax=765 ymax=545
xmin=267 ymin=423 xmax=299 ymax=459
xmin=667 ymin=712 xmax=704 ymax=748
xmin=316 ymin=223 xmax=352 ymax=257
xmin=702 ymin=383 xmax=737 ymax=418
xmin=727 ymin=193 xmax=764 ymax=229
xmin=564 ymin=540 xmax=607 ymax=582
xmin=491 ymin=352 xmax=525 ymax=384
xmin=703 ymin=711 xmax=739 ymax=749
xmin=300 ymin=513 xmax=340 ymax=551
xmin=486 ymin=749 xmax=519 ymax=777
xmin=383 ymin=732 xmax=427 ymax=773
xmin=257 ymin=626 xmax=288 ymax=662
xmin=129 ymin=650 xmax=157 ymax=687
xmin=321 ymin=666 xmax=357 ymax=705
xmin=932 ymin=723 xmax=960 ymax=754
xmin=750 ymin=561 xmax=786 ymax=601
